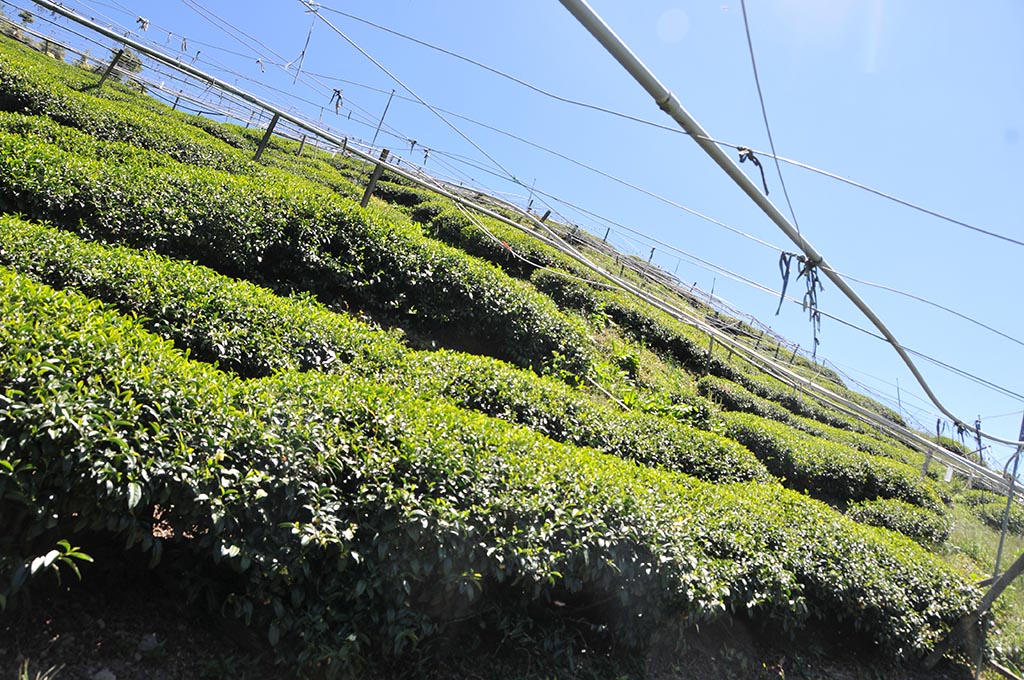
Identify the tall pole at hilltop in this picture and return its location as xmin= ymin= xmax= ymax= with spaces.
xmin=371 ymin=89 xmax=395 ymax=148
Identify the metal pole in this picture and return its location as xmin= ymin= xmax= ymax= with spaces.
xmin=371 ymin=89 xmax=394 ymax=148
xmin=994 ymin=414 xmax=1024 ymax=578
xmin=555 ymin=0 xmax=1023 ymax=448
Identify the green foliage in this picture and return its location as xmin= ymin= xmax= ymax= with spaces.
xmin=0 ymin=115 xmax=593 ymax=375
xmin=0 ymin=215 xmax=764 ymax=484
xmin=0 ymin=269 xmax=978 ymax=669
xmin=0 ymin=37 xmax=994 ymax=674
xmin=533 ymin=269 xmax=724 ymax=376
xmin=0 ymin=213 xmax=407 ymax=377
xmin=962 ymin=493 xmax=1024 ymax=537
xmin=722 ymin=412 xmax=941 ymax=511
xmin=697 ymin=374 xmax=795 ymax=424
xmin=728 ymin=363 xmax=863 ymax=432
xmin=422 ymin=203 xmax=594 ymax=282
xmin=847 ymin=498 xmax=952 ymax=545
xmin=0 ymin=42 xmax=250 ymax=171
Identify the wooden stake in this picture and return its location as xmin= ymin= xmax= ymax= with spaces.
xmin=97 ymin=48 xmax=124 ymax=88
xmin=253 ymin=112 xmax=280 ymax=161
xmin=360 ymin=149 xmax=390 ymax=208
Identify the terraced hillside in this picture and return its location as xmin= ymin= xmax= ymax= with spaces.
xmin=1 ymin=36 xmax=1022 ymax=679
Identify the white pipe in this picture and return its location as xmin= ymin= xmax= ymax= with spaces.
xmin=555 ymin=0 xmax=1024 ymax=448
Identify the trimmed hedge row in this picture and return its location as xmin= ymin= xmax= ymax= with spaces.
xmin=697 ymin=374 xmax=795 ymax=424
xmin=729 ymin=363 xmax=864 ymax=432
xmin=0 ymin=121 xmax=594 ymax=375
xmin=2 ymin=39 xmax=912 ymax=440
xmin=847 ymin=498 xmax=952 ymax=545
xmin=0 ymin=214 xmax=407 ymax=376
xmin=533 ymin=269 xmax=728 ymax=376
xmin=419 ymin=201 xmax=595 ymax=283
xmin=0 ymin=215 xmax=766 ymax=484
xmin=721 ymin=412 xmax=942 ymax=512
xmin=698 ymin=373 xmax=928 ymax=471
xmin=959 ymin=490 xmax=1024 ymax=536
xmin=0 ymin=41 xmax=372 ymax=205
xmin=534 ymin=270 xmax=879 ymax=438
xmin=0 ymin=40 xmax=250 ymax=172
xmin=0 ymin=268 xmax=978 ymax=668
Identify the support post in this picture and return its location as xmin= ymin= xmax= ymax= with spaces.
xmin=789 ymin=345 xmax=799 ymax=364
xmin=371 ymin=89 xmax=395 ymax=148
xmin=97 ymin=48 xmax=124 ymax=88
xmin=540 ymin=209 xmax=551 ymax=222
xmin=361 ymin=149 xmax=390 ymax=208
xmin=994 ymin=414 xmax=1024 ymax=577
xmin=976 ymin=417 xmax=985 ymax=466
xmin=297 ymin=134 xmax=306 ymax=156
xmin=254 ymin=112 xmax=280 ymax=161
xmin=602 ymin=227 xmax=610 ymax=242
xmin=924 ymin=549 xmax=1024 ymax=669
xmin=172 ymin=94 xmax=181 ymax=111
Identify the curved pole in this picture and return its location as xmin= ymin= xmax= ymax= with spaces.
xmin=556 ymin=0 xmax=1023 ymax=448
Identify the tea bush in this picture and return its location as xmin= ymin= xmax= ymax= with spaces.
xmin=0 ymin=269 xmax=978 ymax=669
xmin=0 ymin=215 xmax=765 ymax=484
xmin=847 ymin=498 xmax=952 ymax=545
xmin=697 ymin=374 xmax=795 ymax=424
xmin=722 ymin=412 xmax=941 ymax=511
xmin=0 ymin=125 xmax=594 ymax=375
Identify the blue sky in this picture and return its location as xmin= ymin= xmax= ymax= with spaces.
xmin=13 ymin=0 xmax=1024 ymax=465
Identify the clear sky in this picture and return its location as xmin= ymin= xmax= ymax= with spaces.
xmin=12 ymin=0 xmax=1024 ymax=466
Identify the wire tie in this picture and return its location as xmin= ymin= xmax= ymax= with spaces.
xmin=738 ymin=146 xmax=769 ymax=195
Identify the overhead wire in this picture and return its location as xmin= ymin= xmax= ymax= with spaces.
xmin=738 ymin=0 xmax=800 ymax=231
xmin=298 ymin=0 xmax=523 ymax=188
xmin=71 ymin=0 xmax=426 ymax=164
xmin=314 ymin=3 xmax=1021 ymax=251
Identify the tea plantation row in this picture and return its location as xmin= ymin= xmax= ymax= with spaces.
xmin=0 ymin=268 xmax=978 ymax=673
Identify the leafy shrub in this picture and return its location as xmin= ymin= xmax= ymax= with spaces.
xmin=847 ymin=498 xmax=951 ymax=545
xmin=0 ymin=215 xmax=764 ymax=484
xmin=722 ymin=412 xmax=941 ymax=511
xmin=0 ymin=123 xmax=594 ymax=375
xmin=0 ymin=214 xmax=407 ymax=376
xmin=959 ymin=489 xmax=1005 ymax=507
xmin=423 ymin=204 xmax=594 ymax=282
xmin=533 ymin=270 xmax=729 ymax=377
xmin=977 ymin=502 xmax=1024 ymax=536
xmin=697 ymin=375 xmax=795 ymax=424
xmin=0 ymin=268 xmax=978 ymax=668
xmin=372 ymin=179 xmax=433 ymax=208
xmin=728 ymin=364 xmax=862 ymax=431
xmin=960 ymin=491 xmax=1024 ymax=536
xmin=0 ymin=42 xmax=250 ymax=171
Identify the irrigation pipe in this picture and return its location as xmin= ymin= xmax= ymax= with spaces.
xmin=555 ymin=0 xmax=1023 ymax=449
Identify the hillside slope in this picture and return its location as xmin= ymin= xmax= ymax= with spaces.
xmin=0 ymin=36 xmax=1018 ymax=679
